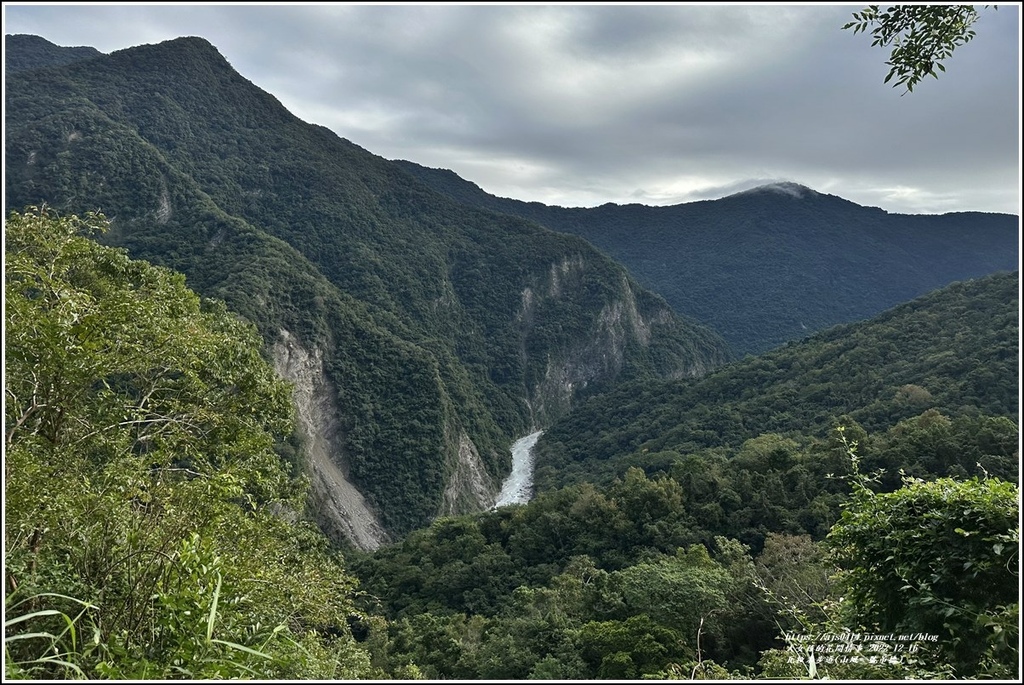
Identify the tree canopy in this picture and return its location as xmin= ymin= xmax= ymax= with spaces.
xmin=829 ymin=472 xmax=1019 ymax=677
xmin=4 ymin=207 xmax=379 ymax=678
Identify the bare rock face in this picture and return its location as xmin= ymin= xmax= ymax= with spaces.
xmin=270 ymin=250 xmax=712 ymax=545
xmin=523 ymin=256 xmax=703 ymax=426
xmin=265 ymin=250 xmax=716 ymax=548
xmin=439 ymin=431 xmax=496 ymax=515
xmin=271 ymin=328 xmax=389 ymax=551
xmin=273 ymin=328 xmax=502 ymax=546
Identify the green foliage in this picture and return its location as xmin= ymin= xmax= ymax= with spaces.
xmin=361 ymin=539 xmax=757 ymax=679
xmin=350 ymin=270 xmax=1018 ymax=676
xmin=4 ymin=208 xmax=379 ymax=678
xmin=579 ymin=614 xmax=688 ymax=678
xmin=828 ymin=458 xmax=1019 ymax=676
xmin=753 ymin=533 xmax=836 ymax=632
xmin=347 ymin=421 xmax=1018 ymax=680
xmin=4 ymin=34 xmax=103 ymax=76
xmin=536 ymin=272 xmax=1019 ymax=494
xmin=843 ymin=5 xmax=984 ymax=93
xmin=353 ymin=468 xmax=790 ymax=676
xmin=758 ymin=431 xmax=1019 ymax=679
xmin=354 ymin=412 xmax=1019 ymax=678
xmin=4 ymin=35 xmax=731 ymax=537
xmin=7 ymin=35 xmax=1019 ymax=680
xmin=4 ymin=208 xmax=292 ymax=492
xmin=4 ymin=593 xmax=98 ymax=679
xmin=400 ymin=160 xmax=1019 ymax=357
xmin=609 ymin=546 xmax=730 ymax=646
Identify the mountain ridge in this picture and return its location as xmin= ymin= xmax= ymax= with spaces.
xmin=396 ymin=159 xmax=1019 ymax=356
xmin=4 ymin=33 xmax=104 ymax=75
xmin=535 ymin=269 xmax=1020 ymax=493
xmin=4 ymin=34 xmax=731 ymax=546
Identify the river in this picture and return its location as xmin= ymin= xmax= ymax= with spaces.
xmin=493 ymin=430 xmax=544 ymax=508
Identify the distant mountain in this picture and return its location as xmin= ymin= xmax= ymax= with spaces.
xmin=397 ymin=161 xmax=1020 ymax=356
xmin=4 ymin=36 xmax=730 ymax=546
xmin=535 ymin=270 xmax=1020 ymax=491
xmin=4 ymin=33 xmax=103 ymax=75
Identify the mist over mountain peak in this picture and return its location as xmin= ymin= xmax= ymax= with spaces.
xmin=729 ymin=181 xmax=817 ymax=199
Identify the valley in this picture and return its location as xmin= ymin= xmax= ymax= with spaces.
xmin=4 ymin=33 xmax=1019 ymax=681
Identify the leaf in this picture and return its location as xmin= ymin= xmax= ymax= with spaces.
xmin=15 ymin=656 xmax=87 ymax=678
xmin=210 ymin=638 xmax=274 ymax=660
xmin=4 ymin=631 xmax=61 ymax=643
xmin=206 ymin=571 xmax=223 ymax=642
xmin=4 ymin=609 xmax=66 ymax=628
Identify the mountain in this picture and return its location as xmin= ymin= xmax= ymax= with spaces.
xmin=396 ymin=161 xmax=1020 ymax=356
xmin=535 ymin=270 xmax=1020 ymax=491
xmin=3 ymin=35 xmax=731 ymax=547
xmin=4 ymin=33 xmax=103 ymax=75
xmin=349 ymin=273 xmax=1019 ymax=680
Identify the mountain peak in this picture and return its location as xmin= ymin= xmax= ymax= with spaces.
xmin=159 ymin=35 xmax=219 ymax=51
xmin=95 ymin=35 xmax=262 ymax=100
xmin=109 ymin=35 xmax=223 ymax=61
xmin=728 ymin=182 xmax=817 ymax=200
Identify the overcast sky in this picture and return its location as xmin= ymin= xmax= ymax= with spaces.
xmin=3 ymin=2 xmax=1021 ymax=215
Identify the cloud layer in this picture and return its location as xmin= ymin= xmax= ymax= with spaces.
xmin=3 ymin=3 xmax=1020 ymax=214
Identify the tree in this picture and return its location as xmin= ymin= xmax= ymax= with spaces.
xmin=827 ymin=473 xmax=1019 ymax=677
xmin=758 ymin=428 xmax=1018 ymax=679
xmin=843 ymin=5 xmax=986 ymax=92
xmin=4 ymin=207 xmax=378 ymax=678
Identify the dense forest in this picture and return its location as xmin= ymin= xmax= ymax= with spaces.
xmin=3 ymin=33 xmax=102 ymax=74
xmin=535 ymin=271 xmax=1019 ymax=495
xmin=5 ymin=209 xmax=382 ymax=678
xmin=4 ymin=35 xmax=729 ymax=541
xmin=350 ymin=271 xmax=1020 ymax=679
xmin=398 ymin=161 xmax=1019 ymax=356
xmin=7 ymin=213 xmax=1017 ymax=678
xmin=4 ymin=33 xmax=1020 ymax=681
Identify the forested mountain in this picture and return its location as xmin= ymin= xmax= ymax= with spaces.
xmin=398 ymin=161 xmax=1020 ymax=356
xmin=4 ymin=35 xmax=730 ymax=545
xmin=3 ymin=33 xmax=103 ymax=75
xmin=7 ymin=216 xmax=1017 ymax=678
xmin=350 ymin=272 xmax=1020 ymax=679
xmin=535 ymin=270 xmax=1019 ymax=493
xmin=5 ymin=33 xmax=1018 ymax=681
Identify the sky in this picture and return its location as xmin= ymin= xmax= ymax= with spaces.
xmin=3 ymin=2 xmax=1022 ymax=216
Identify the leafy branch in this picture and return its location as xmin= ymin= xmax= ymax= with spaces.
xmin=843 ymin=5 xmax=987 ymax=93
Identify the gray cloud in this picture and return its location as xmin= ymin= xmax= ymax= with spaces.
xmin=3 ymin=3 xmax=1019 ymax=215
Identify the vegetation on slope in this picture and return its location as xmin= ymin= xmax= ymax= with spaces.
xmin=4 ymin=208 xmax=382 ymax=679
xmin=399 ymin=160 xmax=1019 ymax=356
xmin=4 ymin=35 xmax=730 ymax=537
xmin=351 ymin=273 xmax=1019 ymax=679
xmin=5 ymin=35 xmax=1017 ymax=681
xmin=4 ymin=33 xmax=103 ymax=75
xmin=352 ymin=426 xmax=1018 ymax=678
xmin=535 ymin=270 xmax=1019 ymax=492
